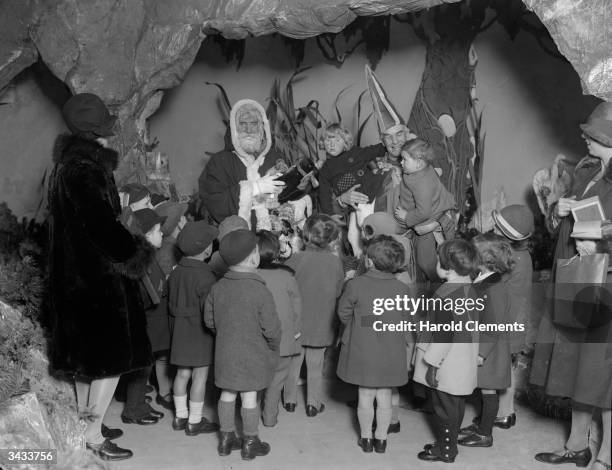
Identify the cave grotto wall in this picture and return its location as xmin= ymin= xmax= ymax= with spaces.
xmin=0 ymin=0 xmax=610 ymax=218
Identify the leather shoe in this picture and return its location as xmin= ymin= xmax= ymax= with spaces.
xmin=156 ymin=393 xmax=174 ymax=411
xmin=172 ymin=416 xmax=188 ymax=431
xmin=388 ymin=421 xmax=400 ymax=434
xmin=534 ymin=447 xmax=592 ymax=467
xmin=458 ymin=432 xmax=493 ymax=447
xmin=374 ymin=439 xmax=387 ymax=453
xmin=101 ymin=424 xmax=123 ymax=440
xmin=358 ymin=438 xmax=374 ymax=453
xmin=148 ymin=408 xmax=164 ymax=419
xmin=423 ymin=442 xmax=437 ymax=451
xmin=121 ymin=414 xmax=159 ymax=425
xmin=417 ymin=448 xmax=455 ymax=463
xmin=306 ymin=403 xmax=325 ymax=417
xmin=459 ymin=423 xmax=479 ymax=437
xmin=494 ymin=413 xmax=516 ymax=429
xmin=284 ymin=403 xmax=296 ymax=413
xmin=185 ymin=417 xmax=219 ymax=436
xmin=86 ymin=439 xmax=133 ymax=461
xmin=241 ymin=435 xmax=271 ymax=460
xmin=218 ymin=431 xmax=242 ymax=456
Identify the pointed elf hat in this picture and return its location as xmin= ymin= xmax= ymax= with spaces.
xmin=365 ymin=65 xmax=404 ymax=134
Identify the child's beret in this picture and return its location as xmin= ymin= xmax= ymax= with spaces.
xmin=177 ymin=221 xmax=218 ymax=256
xmin=219 ymin=229 xmax=258 ymax=266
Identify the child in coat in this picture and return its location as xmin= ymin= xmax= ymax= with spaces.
xmin=284 ymin=214 xmax=345 ymax=417
xmin=337 ymin=235 xmax=412 ymax=454
xmin=458 ymin=233 xmax=515 ymax=448
xmin=121 ymin=208 xmax=167 ymax=425
xmin=492 ymin=204 xmax=534 ymax=428
xmin=318 ymin=123 xmax=387 ymax=256
xmin=413 ymin=239 xmax=480 ymax=463
xmin=256 ymin=230 xmax=303 ymax=427
xmin=204 ymin=229 xmax=282 ymax=460
xmin=168 ymin=221 xmax=220 ymax=436
xmin=393 ymin=139 xmax=456 ymax=281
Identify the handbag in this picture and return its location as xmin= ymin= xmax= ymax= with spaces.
xmin=553 ymin=253 xmax=609 ymax=329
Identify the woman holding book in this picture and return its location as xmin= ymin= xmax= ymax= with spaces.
xmin=532 ymin=102 xmax=612 ymax=470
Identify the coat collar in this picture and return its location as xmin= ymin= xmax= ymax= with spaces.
xmin=435 ymin=281 xmax=472 ymax=298
xmin=179 ymin=258 xmax=206 ymax=268
xmin=363 ymin=269 xmax=396 ymax=280
xmin=224 ymin=270 xmax=266 ymax=284
xmin=474 ymin=271 xmax=502 ymax=285
xmin=53 ymin=133 xmax=119 ymax=173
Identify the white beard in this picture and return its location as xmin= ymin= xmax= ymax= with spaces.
xmin=239 ymin=134 xmax=263 ymax=155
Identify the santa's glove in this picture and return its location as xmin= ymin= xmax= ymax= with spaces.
xmin=254 ymin=174 xmax=285 ymax=196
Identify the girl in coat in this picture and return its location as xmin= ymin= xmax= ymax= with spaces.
xmin=284 ymin=214 xmax=345 ymax=417
xmin=337 ymin=235 xmax=412 ymax=454
xmin=459 ymin=233 xmax=514 ymax=448
xmin=256 ymin=231 xmax=303 ymax=427
xmin=413 ymin=239 xmax=480 ymax=463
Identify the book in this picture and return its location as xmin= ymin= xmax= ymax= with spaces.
xmin=571 ymin=220 xmax=603 ymax=239
xmin=571 ymin=196 xmax=605 ymax=222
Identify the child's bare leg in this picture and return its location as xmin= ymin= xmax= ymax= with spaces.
xmin=497 ymin=361 xmax=517 ymax=418
xmin=188 ymin=366 xmax=209 ymax=424
xmin=173 ymin=367 xmax=192 ymax=419
xmin=391 ymin=387 xmax=400 ymax=426
xmin=375 ymin=388 xmax=393 ymax=441
xmin=155 ymin=353 xmax=172 ymax=399
xmin=348 ymin=211 xmax=363 ymax=257
xmin=596 ymin=409 xmax=611 ymax=466
xmin=357 ymin=387 xmax=376 ymax=439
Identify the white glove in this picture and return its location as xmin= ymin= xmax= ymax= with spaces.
xmin=254 ymin=174 xmax=285 ymax=196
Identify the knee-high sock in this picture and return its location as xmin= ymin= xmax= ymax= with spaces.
xmin=479 ymin=393 xmax=499 ymax=437
xmin=391 ymin=387 xmax=400 ymax=424
xmin=375 ymin=406 xmax=392 ymax=440
xmin=85 ymin=376 xmax=120 ymax=444
xmin=241 ymin=406 xmax=260 ymax=437
xmin=357 ymin=405 xmax=375 ymax=439
xmin=218 ymin=400 xmax=236 ymax=433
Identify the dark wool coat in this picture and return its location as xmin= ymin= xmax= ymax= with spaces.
xmin=48 ymin=134 xmax=154 ymax=379
xmin=167 ymin=258 xmax=216 ymax=367
xmin=141 ymin=256 xmax=171 ymax=353
xmin=204 ymin=271 xmax=282 ymax=391
xmin=285 ymin=248 xmax=344 ymax=347
xmin=474 ymin=272 xmax=512 ymax=390
xmin=336 ymin=270 xmax=411 ymax=388
xmin=531 ymin=157 xmax=612 ymax=406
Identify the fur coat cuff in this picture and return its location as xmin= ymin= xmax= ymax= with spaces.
xmin=119 ymin=235 xmax=155 ymax=279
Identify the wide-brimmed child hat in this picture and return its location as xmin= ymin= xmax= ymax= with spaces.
xmin=155 ymin=201 xmax=188 ymax=237
xmin=120 ymin=183 xmax=150 ymax=205
xmin=219 ymin=229 xmax=258 ymax=266
xmin=132 ymin=208 xmax=166 ymax=235
xmin=362 ymin=212 xmax=399 ymax=238
xmin=492 ymin=205 xmax=534 ymax=241
xmin=177 ymin=221 xmax=218 ymax=256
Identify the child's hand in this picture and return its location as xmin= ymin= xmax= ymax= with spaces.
xmin=477 ymin=355 xmax=484 ymax=367
xmin=425 ymin=365 xmax=439 ymax=388
xmin=394 ymin=206 xmax=408 ymax=222
xmin=556 ymin=196 xmax=576 ymax=217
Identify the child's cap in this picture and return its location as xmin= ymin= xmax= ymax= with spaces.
xmin=362 ymin=212 xmax=399 ymax=238
xmin=492 ymin=205 xmax=534 ymax=241
xmin=219 ymin=229 xmax=258 ymax=266
xmin=155 ymin=201 xmax=188 ymax=237
xmin=177 ymin=221 xmax=218 ymax=256
xmin=132 ymin=208 xmax=166 ymax=235
xmin=218 ymin=215 xmax=249 ymax=240
xmin=121 ymin=183 xmax=150 ymax=205
xmin=150 ymin=193 xmax=170 ymax=207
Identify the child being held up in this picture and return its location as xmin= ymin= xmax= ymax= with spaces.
xmin=413 ymin=240 xmax=480 ymax=464
xmin=394 ymin=139 xmax=456 ymax=282
xmin=458 ymin=233 xmax=514 ymax=449
xmin=255 ymin=231 xmax=303 ymax=427
xmin=336 ymin=235 xmax=412 ymax=454
xmin=204 ymin=230 xmax=282 ymax=460
xmin=284 ymin=214 xmax=345 ymax=417
xmin=168 ymin=221 xmax=220 ymax=436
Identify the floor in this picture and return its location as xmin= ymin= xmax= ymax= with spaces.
xmin=101 ymin=377 xmax=578 ymax=470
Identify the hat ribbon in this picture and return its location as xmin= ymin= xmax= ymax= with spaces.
xmin=496 ymin=212 xmax=527 ymax=239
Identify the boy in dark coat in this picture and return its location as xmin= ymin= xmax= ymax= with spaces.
xmin=168 ymin=220 xmax=220 ymax=436
xmin=48 ymin=93 xmax=154 ymax=460
xmin=204 ymin=230 xmax=282 ymax=460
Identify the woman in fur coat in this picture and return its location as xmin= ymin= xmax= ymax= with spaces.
xmin=48 ymin=93 xmax=154 ymax=461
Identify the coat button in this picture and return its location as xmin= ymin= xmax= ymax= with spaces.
xmin=445 ymin=437 xmax=450 ymax=442
xmin=357 ymin=169 xmax=364 ymax=177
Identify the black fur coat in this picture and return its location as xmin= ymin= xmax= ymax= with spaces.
xmin=48 ymin=134 xmax=153 ymax=379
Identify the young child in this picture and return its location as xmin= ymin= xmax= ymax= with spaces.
xmin=458 ymin=233 xmax=514 ymax=448
xmin=255 ymin=230 xmax=303 ymax=427
xmin=492 ymin=204 xmax=534 ymax=428
xmin=318 ymin=123 xmax=387 ymax=256
xmin=284 ymin=214 xmax=345 ymax=417
xmin=119 ymin=183 xmax=153 ymax=226
xmin=168 ymin=220 xmax=220 ymax=436
xmin=393 ymin=139 xmax=456 ymax=281
xmin=150 ymin=201 xmax=188 ymax=411
xmin=208 ymin=215 xmax=250 ymax=280
xmin=120 ymin=208 xmax=166 ymax=426
xmin=204 ymin=229 xmax=281 ymax=460
xmin=413 ymin=239 xmax=480 ymax=463
xmin=337 ymin=235 xmax=412 ymax=454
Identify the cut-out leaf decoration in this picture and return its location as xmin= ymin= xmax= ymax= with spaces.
xmin=437 ymin=114 xmax=457 ymax=138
